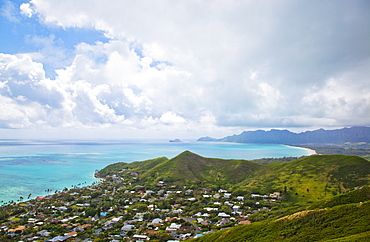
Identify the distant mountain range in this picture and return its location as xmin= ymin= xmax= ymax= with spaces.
xmin=198 ymin=126 xmax=370 ymax=144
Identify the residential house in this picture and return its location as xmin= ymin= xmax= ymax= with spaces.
xmin=133 ymin=234 xmax=150 ymax=240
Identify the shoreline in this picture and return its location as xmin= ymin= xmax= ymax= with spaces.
xmin=284 ymin=145 xmax=317 ymax=156
xmin=0 ymin=142 xmax=314 ymax=205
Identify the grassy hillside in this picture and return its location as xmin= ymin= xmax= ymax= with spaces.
xmin=192 ymin=186 xmax=370 ymax=242
xmin=241 ymin=155 xmax=370 ymax=203
xmin=97 ymin=156 xmax=168 ymax=177
xmin=141 ymin=151 xmax=262 ymax=186
xmin=98 ymin=151 xmax=263 ymax=187
xmin=98 ymin=153 xmax=370 ymax=204
xmin=95 ymin=152 xmax=370 ymax=241
xmin=309 ymin=185 xmax=370 ymax=209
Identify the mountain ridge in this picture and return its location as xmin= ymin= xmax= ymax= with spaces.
xmin=198 ymin=126 xmax=370 ymax=144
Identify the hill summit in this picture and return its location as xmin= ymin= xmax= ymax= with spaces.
xmin=98 ymin=152 xmax=370 ymax=203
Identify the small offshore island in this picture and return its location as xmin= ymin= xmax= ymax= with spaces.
xmin=169 ymin=139 xmax=182 ymax=143
xmin=1 ymin=149 xmax=370 ymax=241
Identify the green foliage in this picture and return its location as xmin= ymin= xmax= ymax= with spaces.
xmin=98 ymin=156 xmax=168 ymax=177
xmin=326 ymin=231 xmax=370 ymax=241
xmin=242 ymin=155 xmax=370 ymax=203
xmin=95 ymin=152 xmax=370 ymax=242
xmin=85 ymin=207 xmax=99 ymax=217
xmin=309 ymin=185 xmax=370 ymax=209
xmin=98 ymin=152 xmax=370 ymax=205
xmin=97 ymin=162 xmax=129 ymax=177
xmin=141 ymin=151 xmax=262 ymax=186
xmin=192 ymin=200 xmax=370 ymax=242
xmin=98 ymin=151 xmax=263 ymax=188
xmin=252 ymin=156 xmax=301 ymax=165
xmin=1 ymin=151 xmax=370 ymax=242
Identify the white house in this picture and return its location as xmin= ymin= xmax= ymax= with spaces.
xmin=218 ymin=212 xmax=230 ymax=218
xmin=133 ymin=234 xmax=149 ymax=240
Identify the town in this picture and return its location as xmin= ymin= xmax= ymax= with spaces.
xmin=0 ymin=174 xmax=282 ymax=242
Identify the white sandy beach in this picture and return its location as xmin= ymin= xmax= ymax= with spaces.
xmin=285 ymin=145 xmax=317 ymax=156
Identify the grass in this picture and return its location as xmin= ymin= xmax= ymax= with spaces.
xmin=241 ymin=155 xmax=370 ymax=204
xmin=98 ymin=153 xmax=370 ymax=205
xmin=95 ymin=152 xmax=370 ymax=242
xmin=192 ymin=199 xmax=370 ymax=242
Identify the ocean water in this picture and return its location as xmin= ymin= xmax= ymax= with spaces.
xmin=0 ymin=140 xmax=313 ymax=204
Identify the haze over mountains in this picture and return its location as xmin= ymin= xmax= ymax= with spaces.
xmin=198 ymin=126 xmax=370 ymax=144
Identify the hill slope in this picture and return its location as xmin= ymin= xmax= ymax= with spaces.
xmin=141 ymin=151 xmax=262 ymax=186
xmin=241 ymin=155 xmax=370 ymax=203
xmin=96 ymin=152 xmax=370 ymax=241
xmin=99 ymin=151 xmax=263 ymax=187
xmin=98 ymin=152 xmax=370 ymax=204
xmin=97 ymin=156 xmax=169 ymax=177
xmin=192 ymin=186 xmax=370 ymax=242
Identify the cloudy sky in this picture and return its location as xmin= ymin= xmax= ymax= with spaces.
xmin=0 ymin=0 xmax=369 ymax=140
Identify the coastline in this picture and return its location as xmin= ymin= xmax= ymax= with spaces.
xmin=0 ymin=142 xmax=313 ymax=204
xmin=285 ymin=145 xmax=317 ymax=156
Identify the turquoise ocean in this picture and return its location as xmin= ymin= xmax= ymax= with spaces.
xmin=0 ymin=140 xmax=313 ymax=204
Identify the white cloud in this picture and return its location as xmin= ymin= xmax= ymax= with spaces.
xmin=0 ymin=0 xmax=369 ymax=138
xmin=25 ymin=34 xmax=70 ymax=70
xmin=20 ymin=3 xmax=33 ymax=18
xmin=256 ymin=82 xmax=281 ymax=111
xmin=160 ymin=111 xmax=186 ymax=125
xmin=301 ymin=60 xmax=370 ymax=126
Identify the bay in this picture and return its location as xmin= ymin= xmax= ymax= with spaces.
xmin=0 ymin=140 xmax=313 ymax=204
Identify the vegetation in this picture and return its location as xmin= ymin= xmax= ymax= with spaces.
xmin=298 ymin=143 xmax=370 ymax=161
xmin=251 ymin=156 xmax=302 ymax=165
xmin=99 ymin=151 xmax=263 ymax=188
xmin=191 ymin=186 xmax=370 ymax=242
xmin=241 ymin=155 xmax=370 ymax=203
xmin=308 ymin=185 xmax=370 ymax=209
xmin=1 ymin=151 xmax=369 ymax=241
xmin=97 ymin=156 xmax=168 ymax=177
xmin=193 ymin=202 xmax=370 ymax=241
xmin=100 ymin=151 xmax=370 ymax=204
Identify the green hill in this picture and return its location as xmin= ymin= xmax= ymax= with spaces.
xmin=97 ymin=156 xmax=169 ymax=177
xmin=98 ymin=153 xmax=370 ymax=204
xmin=141 ymin=151 xmax=262 ymax=186
xmin=309 ymin=185 xmax=370 ymax=209
xmin=191 ymin=185 xmax=370 ymax=242
xmin=241 ymin=155 xmax=370 ymax=203
xmin=99 ymin=151 xmax=263 ymax=187
xmin=3 ymin=152 xmax=370 ymax=242
xmin=95 ymin=152 xmax=370 ymax=241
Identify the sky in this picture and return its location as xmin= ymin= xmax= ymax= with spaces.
xmin=0 ymin=0 xmax=369 ymax=140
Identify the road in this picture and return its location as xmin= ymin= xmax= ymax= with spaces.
xmin=180 ymin=216 xmax=202 ymax=234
